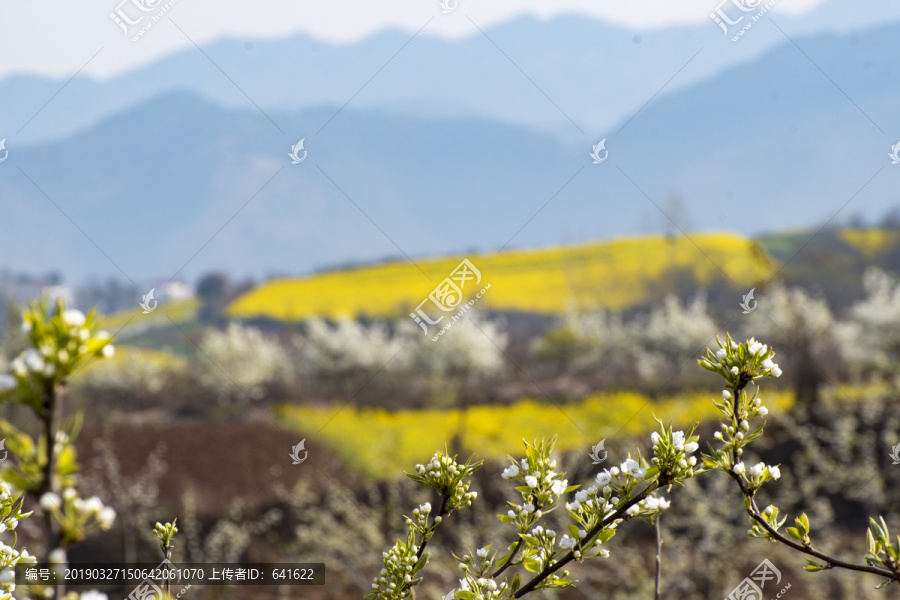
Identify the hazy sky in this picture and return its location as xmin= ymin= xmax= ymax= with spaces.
xmin=0 ymin=0 xmax=827 ymax=79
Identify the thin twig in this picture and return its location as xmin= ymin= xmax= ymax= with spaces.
xmin=655 ymin=515 xmax=662 ymax=600
xmin=733 ymin=473 xmax=898 ymax=581
xmin=491 ymin=538 xmax=523 ymax=578
xmin=415 ymin=493 xmax=451 ymax=562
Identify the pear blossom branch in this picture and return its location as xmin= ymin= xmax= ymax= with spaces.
xmin=732 ymin=473 xmax=899 ymax=581
xmin=701 ymin=334 xmax=900 ymax=588
xmin=513 ymin=475 xmax=670 ymax=598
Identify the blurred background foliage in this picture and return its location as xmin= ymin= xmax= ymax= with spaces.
xmin=1 ymin=228 xmax=900 ymax=599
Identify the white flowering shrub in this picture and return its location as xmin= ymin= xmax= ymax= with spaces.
xmin=837 ymin=267 xmax=900 ymax=378
xmin=532 ymin=295 xmax=718 ymax=389
xmin=532 ymin=308 xmax=635 ymax=382
xmin=74 ymin=348 xmax=185 ymax=397
xmin=296 ymin=318 xmax=404 ymax=378
xmin=293 ymin=318 xmax=406 ymax=402
xmin=632 ymin=294 xmax=719 ymax=387
xmin=397 ymin=315 xmax=507 ymax=380
xmin=193 ymin=322 xmax=292 ymax=404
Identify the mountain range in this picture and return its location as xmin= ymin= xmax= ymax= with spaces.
xmin=1 ymin=8 xmax=899 ymax=283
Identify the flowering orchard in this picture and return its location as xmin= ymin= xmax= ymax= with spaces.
xmin=368 ymin=335 xmax=900 ymax=599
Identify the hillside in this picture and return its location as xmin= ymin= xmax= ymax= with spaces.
xmin=227 ymin=232 xmax=773 ymax=320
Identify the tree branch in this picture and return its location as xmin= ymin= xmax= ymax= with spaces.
xmin=514 ymin=478 xmax=668 ymax=597
xmin=731 ymin=473 xmax=899 ymax=582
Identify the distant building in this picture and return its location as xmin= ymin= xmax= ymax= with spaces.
xmin=160 ymin=281 xmax=194 ymax=301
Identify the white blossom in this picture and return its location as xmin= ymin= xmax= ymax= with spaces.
xmin=643 ymin=495 xmax=671 ymax=511
xmin=558 ymin=535 xmax=576 ymax=550
xmin=47 ymin=548 xmax=66 ymax=564
xmin=732 ymin=462 xmax=745 ymax=475
xmin=501 ymin=464 xmax=519 ymax=479
xmin=524 ymin=476 xmax=538 ymax=488
xmin=39 ymin=493 xmax=60 ymax=512
xmin=550 ymin=479 xmax=568 ymax=495
xmin=748 ymin=463 xmax=766 ymax=478
xmin=0 ymin=376 xmax=15 ymax=393
xmin=767 ymin=465 xmax=781 ymax=479
xmin=62 ymin=310 xmax=86 ymax=327
xmin=624 ymin=459 xmax=646 ymax=480
xmin=22 ymin=349 xmax=44 ymax=372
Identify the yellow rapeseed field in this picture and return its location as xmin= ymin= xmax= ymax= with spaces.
xmin=229 ymin=233 xmax=774 ymax=320
xmin=276 ymin=389 xmax=794 ymax=479
xmin=839 ymin=228 xmax=900 ymax=258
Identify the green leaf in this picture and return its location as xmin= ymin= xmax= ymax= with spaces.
xmin=598 ymin=529 xmax=616 ymax=543
xmin=568 ymin=525 xmax=579 ymax=538
xmin=744 ymin=425 xmax=765 ymax=444
xmin=804 ymin=559 xmax=826 ymax=572
xmin=786 ymin=527 xmax=801 ymax=540
xmin=510 ymin=574 xmax=521 ymax=595
xmin=456 ymin=591 xmax=477 ymax=600
xmin=519 ymin=534 xmax=539 ymax=547
xmin=414 ymin=553 xmax=430 ymax=571
xmin=699 ymin=361 xmax=720 ymax=373
xmin=523 ymin=557 xmax=542 ymax=573
xmin=798 ymin=513 xmax=810 ymax=535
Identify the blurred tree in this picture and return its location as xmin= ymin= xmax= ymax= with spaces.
xmin=196 ymin=272 xmax=231 ymax=323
